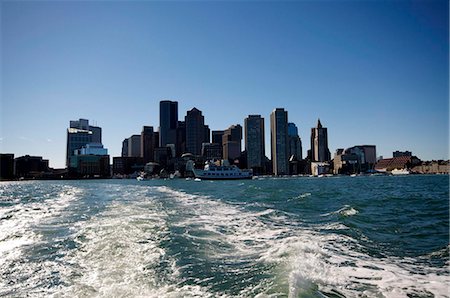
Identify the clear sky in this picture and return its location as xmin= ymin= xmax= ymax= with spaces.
xmin=1 ymin=0 xmax=448 ymax=168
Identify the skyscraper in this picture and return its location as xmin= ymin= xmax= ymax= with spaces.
xmin=127 ymin=135 xmax=141 ymax=157
xmin=310 ymin=119 xmax=330 ymax=162
xmin=270 ymin=108 xmax=289 ymax=175
xmin=141 ymin=126 xmax=158 ymax=163
xmin=185 ymin=107 xmax=208 ymax=155
xmin=245 ymin=115 xmax=265 ymax=172
xmin=159 ymin=100 xmax=178 ymax=149
xmin=223 ymin=124 xmax=242 ymax=161
xmin=288 ymin=122 xmax=302 ymax=160
xmin=66 ymin=118 xmax=102 ymax=167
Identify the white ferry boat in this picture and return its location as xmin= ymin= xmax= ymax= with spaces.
xmin=193 ymin=162 xmax=253 ymax=180
xmin=391 ymin=168 xmax=410 ymax=175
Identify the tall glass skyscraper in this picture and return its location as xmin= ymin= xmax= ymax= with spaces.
xmin=270 ymin=108 xmax=289 ymax=175
xmin=159 ymin=100 xmax=178 ymax=149
xmin=245 ymin=115 xmax=265 ymax=172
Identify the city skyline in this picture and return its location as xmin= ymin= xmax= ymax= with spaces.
xmin=1 ymin=1 xmax=448 ymax=168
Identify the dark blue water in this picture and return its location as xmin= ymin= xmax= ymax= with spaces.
xmin=0 ymin=175 xmax=448 ymax=297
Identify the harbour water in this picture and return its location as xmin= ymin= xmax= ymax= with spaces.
xmin=0 ymin=175 xmax=448 ymax=297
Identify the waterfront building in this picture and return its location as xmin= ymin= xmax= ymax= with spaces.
xmin=411 ymin=160 xmax=449 ymax=174
xmin=159 ymin=100 xmax=178 ymax=151
xmin=0 ymin=153 xmax=14 ymax=180
xmin=334 ymin=145 xmax=376 ymax=174
xmin=310 ymin=119 xmax=330 ymax=162
xmin=393 ymin=150 xmax=412 ymax=158
xmin=66 ymin=118 xmax=102 ymax=167
xmin=69 ymin=143 xmax=110 ymax=178
xmin=270 ymin=108 xmax=289 ymax=175
xmin=223 ymin=124 xmax=242 ymax=161
xmin=70 ymin=155 xmax=110 ymax=178
xmin=154 ymin=147 xmax=173 ymax=168
xmin=375 ymin=156 xmax=421 ymax=173
xmin=244 ymin=115 xmax=265 ymax=173
xmin=288 ymin=122 xmax=302 ymax=160
xmin=15 ymin=155 xmax=50 ymax=178
xmin=127 ymin=135 xmax=141 ymax=158
xmin=311 ymin=162 xmax=330 ymax=176
xmin=141 ymin=126 xmax=158 ymax=163
xmin=201 ymin=143 xmax=223 ymax=160
xmin=112 ymin=156 xmax=145 ymax=175
xmin=185 ymin=108 xmax=208 ymax=156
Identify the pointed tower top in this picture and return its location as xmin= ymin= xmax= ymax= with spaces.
xmin=317 ymin=118 xmax=322 ymax=128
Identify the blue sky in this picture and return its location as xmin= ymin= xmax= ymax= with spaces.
xmin=1 ymin=0 xmax=448 ymax=168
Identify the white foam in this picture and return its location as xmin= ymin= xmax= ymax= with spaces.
xmin=154 ymin=186 xmax=450 ymax=297
xmin=321 ymin=205 xmax=359 ymax=217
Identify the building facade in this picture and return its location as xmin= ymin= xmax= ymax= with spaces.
xmin=212 ymin=130 xmax=225 ymax=145
xmin=288 ymin=122 xmax=302 ymax=160
xmin=159 ymin=100 xmax=178 ymax=150
xmin=393 ymin=150 xmax=412 ymax=158
xmin=66 ymin=119 xmax=102 ymax=167
xmin=141 ymin=126 xmax=158 ymax=163
xmin=310 ymin=119 xmax=330 ymax=162
xmin=245 ymin=115 xmax=265 ymax=173
xmin=0 ymin=154 xmax=14 ymax=180
xmin=270 ymin=108 xmax=289 ymax=175
xmin=223 ymin=124 xmax=242 ymax=161
xmin=185 ymin=108 xmax=208 ymax=155
xmin=127 ymin=135 xmax=141 ymax=158
xmin=15 ymin=155 xmax=50 ymax=178
xmin=201 ymin=143 xmax=223 ymax=160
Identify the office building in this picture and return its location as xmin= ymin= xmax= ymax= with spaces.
xmin=310 ymin=119 xmax=330 ymax=162
xmin=121 ymin=139 xmax=129 ymax=157
xmin=288 ymin=122 xmax=302 ymax=160
xmin=141 ymin=126 xmax=158 ymax=163
xmin=159 ymin=100 xmax=178 ymax=150
xmin=113 ymin=157 xmax=145 ymax=175
xmin=15 ymin=155 xmax=50 ymax=178
xmin=185 ymin=108 xmax=208 ymax=155
xmin=66 ymin=119 xmax=102 ymax=167
xmin=176 ymin=121 xmax=186 ymax=156
xmin=0 ymin=154 xmax=14 ymax=180
xmin=127 ymin=135 xmax=141 ymax=157
xmin=270 ymin=108 xmax=289 ymax=175
xmin=245 ymin=115 xmax=265 ymax=172
xmin=202 ymin=143 xmax=223 ymax=160
xmin=223 ymin=124 xmax=242 ymax=161
xmin=212 ymin=130 xmax=224 ymax=145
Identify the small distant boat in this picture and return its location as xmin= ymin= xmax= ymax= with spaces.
xmin=391 ymin=168 xmax=410 ymax=175
xmin=193 ymin=161 xmax=252 ymax=180
xmin=350 ymin=174 xmax=357 ymax=177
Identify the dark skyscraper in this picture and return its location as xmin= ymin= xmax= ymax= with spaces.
xmin=141 ymin=126 xmax=158 ymax=163
xmin=212 ymin=130 xmax=225 ymax=144
xmin=288 ymin=122 xmax=302 ymax=160
xmin=185 ymin=108 xmax=208 ymax=155
xmin=245 ymin=115 xmax=265 ymax=172
xmin=159 ymin=100 xmax=178 ymax=149
xmin=270 ymin=108 xmax=289 ymax=175
xmin=310 ymin=119 xmax=330 ymax=162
